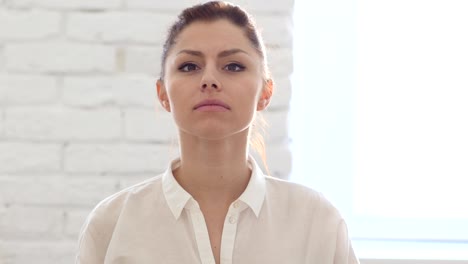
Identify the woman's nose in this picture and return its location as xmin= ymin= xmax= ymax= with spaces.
xmin=201 ymin=83 xmax=218 ymax=90
xmin=200 ymin=67 xmax=221 ymax=92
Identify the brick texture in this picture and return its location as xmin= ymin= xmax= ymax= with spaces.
xmin=6 ymin=0 xmax=122 ymax=10
xmin=63 ymin=75 xmax=156 ymax=107
xmin=0 ymin=45 xmax=5 ymax=71
xmin=64 ymin=143 xmax=177 ymax=173
xmin=0 ymin=206 xmax=64 ymax=239
xmin=0 ymin=176 xmax=119 ymax=206
xmin=0 ymin=74 xmax=58 ymax=105
xmin=5 ymin=42 xmax=116 ymax=73
xmin=0 ymin=9 xmax=61 ymax=40
xmin=0 ymin=142 xmax=61 ymax=172
xmin=67 ymin=12 xmax=174 ymax=44
xmin=0 ymin=240 xmax=76 ymax=264
xmin=125 ymin=0 xmax=294 ymax=14
xmin=125 ymin=45 xmax=162 ymax=76
xmin=0 ymin=0 xmax=293 ymax=263
xmin=123 ymin=108 xmax=177 ymax=142
xmin=0 ymin=109 xmax=4 ymax=136
xmin=269 ymin=76 xmax=292 ymax=110
xmin=5 ymin=107 xmax=121 ymax=140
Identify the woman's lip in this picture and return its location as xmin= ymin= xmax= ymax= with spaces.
xmin=195 ymin=105 xmax=230 ymax=112
xmin=193 ymin=99 xmax=231 ymax=110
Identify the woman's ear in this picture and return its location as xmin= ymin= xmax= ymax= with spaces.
xmin=257 ymin=79 xmax=274 ymax=111
xmin=156 ymin=79 xmax=171 ymax=112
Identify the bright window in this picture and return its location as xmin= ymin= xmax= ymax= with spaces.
xmin=290 ymin=0 xmax=468 ymax=260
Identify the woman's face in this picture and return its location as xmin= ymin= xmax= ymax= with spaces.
xmin=158 ymin=19 xmax=271 ymax=140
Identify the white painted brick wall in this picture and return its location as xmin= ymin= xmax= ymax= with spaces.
xmin=269 ymin=76 xmax=292 ymax=109
xmin=0 ymin=206 xmax=64 ymax=239
xmin=0 ymin=45 xmax=5 ymax=71
xmin=5 ymin=107 xmax=122 ymax=140
xmin=5 ymin=41 xmax=116 ymax=73
xmin=0 ymin=142 xmax=61 ymax=172
xmin=64 ymin=143 xmax=176 ymax=173
xmin=125 ymin=45 xmax=162 ymax=75
xmin=263 ymin=110 xmax=289 ymax=143
xmin=0 ymin=109 xmax=4 ymax=136
xmin=268 ymin=47 xmax=294 ymax=77
xmin=63 ymin=75 xmax=156 ymax=107
xmin=0 ymin=0 xmax=294 ymax=263
xmin=0 ymin=240 xmax=76 ymax=264
xmin=123 ymin=108 xmax=177 ymax=142
xmin=126 ymin=0 xmax=196 ymax=10
xmin=6 ymin=0 xmax=122 ymax=10
xmin=256 ymin=15 xmax=293 ymax=48
xmin=0 ymin=176 xmax=119 ymax=206
xmin=67 ymin=12 xmax=174 ymax=44
xmin=0 ymin=74 xmax=58 ymax=105
xmin=0 ymin=9 xmax=61 ymax=40
xmin=126 ymin=0 xmax=294 ymax=13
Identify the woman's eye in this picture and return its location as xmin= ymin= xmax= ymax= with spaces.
xmin=224 ymin=63 xmax=245 ymax=72
xmin=178 ymin=63 xmax=199 ymax=72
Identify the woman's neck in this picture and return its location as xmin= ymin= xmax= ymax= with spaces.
xmin=173 ymin=130 xmax=252 ymax=204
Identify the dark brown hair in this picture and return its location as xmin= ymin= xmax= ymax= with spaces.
xmin=159 ymin=1 xmax=269 ymax=81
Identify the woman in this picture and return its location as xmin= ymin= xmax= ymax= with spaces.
xmin=76 ymin=1 xmax=359 ymax=263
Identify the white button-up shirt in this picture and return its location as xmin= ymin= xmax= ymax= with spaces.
xmin=76 ymin=157 xmax=359 ymax=264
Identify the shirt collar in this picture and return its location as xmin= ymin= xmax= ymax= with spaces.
xmin=237 ymin=156 xmax=266 ymax=217
xmin=162 ymin=159 xmax=192 ymax=220
xmin=162 ymin=156 xmax=266 ymax=220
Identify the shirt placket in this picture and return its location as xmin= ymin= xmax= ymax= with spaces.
xmin=220 ymin=200 xmax=242 ymax=264
xmin=188 ymin=199 xmax=216 ymax=264
xmin=187 ymin=199 xmax=244 ymax=264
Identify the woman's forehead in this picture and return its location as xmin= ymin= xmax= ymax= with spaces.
xmin=170 ymin=20 xmax=256 ymax=55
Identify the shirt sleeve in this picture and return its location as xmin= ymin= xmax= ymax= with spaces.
xmin=75 ymin=212 xmax=110 ymax=264
xmin=334 ymin=219 xmax=360 ymax=264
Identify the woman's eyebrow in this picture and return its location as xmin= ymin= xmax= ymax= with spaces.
xmin=177 ymin=49 xmax=203 ymax=57
xmin=218 ymin=48 xmax=249 ymax=58
xmin=176 ymin=49 xmax=249 ymax=58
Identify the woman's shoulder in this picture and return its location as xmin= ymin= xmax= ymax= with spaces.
xmin=97 ymin=174 xmax=163 ymax=210
xmin=263 ymin=175 xmax=342 ymax=219
xmin=82 ymin=174 xmax=164 ymax=229
xmin=76 ymin=174 xmax=166 ymax=261
xmin=264 ymin=175 xmax=321 ymax=199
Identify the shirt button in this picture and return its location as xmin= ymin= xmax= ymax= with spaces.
xmin=229 ymin=215 xmax=237 ymax=224
xmin=233 ymin=201 xmax=239 ymax=208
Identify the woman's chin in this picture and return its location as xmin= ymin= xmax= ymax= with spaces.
xmin=179 ymin=126 xmax=249 ymax=142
